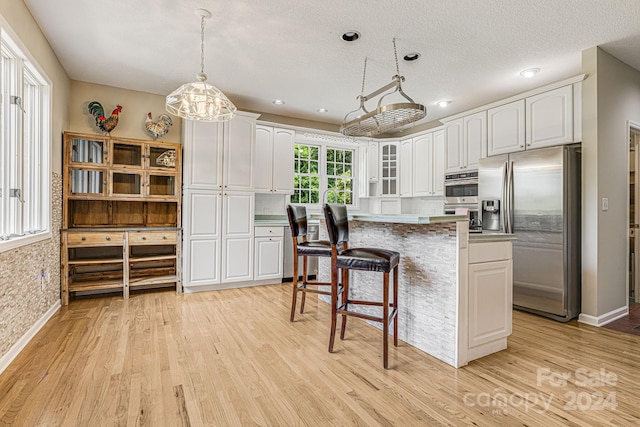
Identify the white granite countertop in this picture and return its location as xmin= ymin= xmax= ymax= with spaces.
xmin=347 ymin=213 xmax=467 ymax=224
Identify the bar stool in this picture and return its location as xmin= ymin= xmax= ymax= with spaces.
xmin=286 ymin=205 xmax=334 ymax=322
xmin=323 ymin=203 xmax=399 ymax=369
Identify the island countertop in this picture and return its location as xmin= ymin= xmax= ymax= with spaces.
xmin=308 ymin=212 xmax=468 ymax=224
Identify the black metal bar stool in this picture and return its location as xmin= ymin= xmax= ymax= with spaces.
xmin=323 ymin=203 xmax=400 ymax=369
xmin=286 ymin=205 xmax=333 ymax=322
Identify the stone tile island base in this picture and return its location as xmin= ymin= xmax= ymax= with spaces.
xmin=317 ymin=215 xmax=513 ymax=368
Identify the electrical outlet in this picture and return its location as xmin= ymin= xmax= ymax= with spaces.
xmin=36 ymin=268 xmax=49 ymax=291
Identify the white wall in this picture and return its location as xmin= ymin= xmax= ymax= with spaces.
xmin=581 ymin=47 xmax=640 ymax=323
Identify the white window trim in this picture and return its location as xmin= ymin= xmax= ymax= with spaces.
xmin=0 ymin=14 xmax=53 ymax=253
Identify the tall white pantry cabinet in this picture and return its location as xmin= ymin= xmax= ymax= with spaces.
xmin=182 ymin=112 xmax=259 ymax=290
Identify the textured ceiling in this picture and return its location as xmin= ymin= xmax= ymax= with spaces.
xmin=23 ymin=0 xmax=640 ymax=131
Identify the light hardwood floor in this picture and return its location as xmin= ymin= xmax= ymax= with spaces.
xmin=1 ymin=283 xmax=640 ymax=426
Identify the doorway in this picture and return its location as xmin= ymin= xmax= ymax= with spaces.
xmin=628 ymin=124 xmax=640 ymax=304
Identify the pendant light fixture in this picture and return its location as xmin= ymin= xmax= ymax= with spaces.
xmin=166 ymin=9 xmax=236 ymax=122
xmin=340 ymin=38 xmax=426 ymax=137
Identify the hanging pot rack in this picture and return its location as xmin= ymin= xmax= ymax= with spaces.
xmin=340 ymin=39 xmax=427 ymax=137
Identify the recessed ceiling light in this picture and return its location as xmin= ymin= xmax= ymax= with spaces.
xmin=341 ymin=31 xmax=360 ymax=42
xmin=520 ymin=68 xmax=540 ymax=78
xmin=273 ymin=99 xmax=285 ymax=105
xmin=437 ymin=100 xmax=451 ymax=108
xmin=403 ymin=52 xmax=420 ymax=61
xmin=317 ymin=108 xmax=329 ymax=113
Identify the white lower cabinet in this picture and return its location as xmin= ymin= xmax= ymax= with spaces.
xmin=467 ymin=240 xmax=513 ymax=360
xmin=254 ymin=227 xmax=284 ymax=281
xmin=182 ymin=190 xmax=255 ymax=288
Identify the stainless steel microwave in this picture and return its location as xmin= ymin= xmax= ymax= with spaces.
xmin=444 ymin=171 xmax=478 ymax=205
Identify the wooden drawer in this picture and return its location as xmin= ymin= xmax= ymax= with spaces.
xmin=66 ymin=231 xmax=125 ymax=246
xmin=128 ymin=230 xmax=177 ymax=245
xmin=255 ymin=226 xmax=285 ymax=237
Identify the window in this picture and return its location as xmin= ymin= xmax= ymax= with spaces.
xmin=0 ymin=27 xmax=51 ymax=251
xmin=291 ymin=143 xmax=355 ymax=206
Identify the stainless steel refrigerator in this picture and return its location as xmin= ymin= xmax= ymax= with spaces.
xmin=478 ymin=145 xmax=581 ymax=322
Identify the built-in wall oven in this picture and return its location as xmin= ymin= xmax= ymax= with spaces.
xmin=444 ymin=171 xmax=481 ymax=232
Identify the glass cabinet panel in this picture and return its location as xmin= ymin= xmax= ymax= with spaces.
xmin=71 ymin=169 xmax=105 ymax=195
xmin=381 ymin=143 xmax=398 ymax=195
xmin=148 ymin=174 xmax=176 ymax=196
xmin=112 ymin=143 xmax=143 ymax=167
xmin=71 ymin=138 xmax=105 ymax=164
xmin=149 ymin=146 xmax=177 ymax=170
xmin=112 ymin=172 xmax=142 ymax=196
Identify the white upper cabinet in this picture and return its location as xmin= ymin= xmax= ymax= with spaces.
xmin=399 ymin=138 xmax=413 ymax=197
xmin=254 ymin=126 xmax=274 ymax=192
xmin=444 ymin=118 xmax=464 ymax=172
xmin=432 ymin=130 xmax=445 ymax=196
xmin=380 ymin=141 xmax=399 ymax=196
xmin=255 ymin=125 xmax=295 ymax=194
xmin=412 ymin=133 xmax=431 ymax=197
xmin=526 ymin=85 xmax=573 ymax=149
xmin=464 ymin=111 xmax=486 ymax=171
xmin=487 ymin=99 xmax=526 ymax=156
xmin=183 ymin=121 xmax=223 ymax=190
xmin=223 ymin=116 xmax=256 ymax=191
xmin=445 ymin=112 xmax=486 ymax=173
xmin=184 ymin=113 xmax=257 ymax=191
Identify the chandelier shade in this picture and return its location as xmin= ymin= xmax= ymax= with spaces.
xmin=165 ymin=9 xmax=236 ymax=122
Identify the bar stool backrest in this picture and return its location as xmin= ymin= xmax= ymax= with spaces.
xmin=286 ymin=205 xmax=308 ymax=238
xmin=323 ymin=204 xmax=349 ymax=245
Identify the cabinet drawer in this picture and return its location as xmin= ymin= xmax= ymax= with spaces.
xmin=254 ymin=226 xmax=284 ymax=237
xmin=129 ymin=230 xmax=177 ymax=245
xmin=66 ymin=231 xmax=125 ymax=246
xmin=469 ymin=241 xmax=512 ymax=263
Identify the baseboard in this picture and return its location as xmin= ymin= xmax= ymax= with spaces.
xmin=0 ymin=300 xmax=61 ymax=375
xmin=183 ymin=279 xmax=284 ymax=293
xmin=578 ymin=305 xmax=628 ymax=326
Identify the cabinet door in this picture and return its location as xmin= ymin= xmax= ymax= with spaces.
xmin=399 ymin=138 xmax=413 ymax=197
xmin=254 ymin=125 xmax=274 ymax=193
xmin=111 ymin=140 xmax=145 ymax=168
xmin=67 ymin=135 xmax=107 ymax=166
xmin=272 ymin=128 xmax=295 ymax=194
xmin=468 ymin=259 xmax=512 ymax=348
xmin=380 ymin=142 xmax=398 ymax=196
xmin=224 ymin=115 xmax=255 ymax=191
xmin=432 ymin=130 xmax=445 ymax=196
xmin=487 ymin=100 xmax=525 ymax=156
xmin=221 ymin=192 xmax=254 ymax=282
xmin=464 ymin=111 xmax=486 ymax=170
xmin=183 ymin=120 xmax=223 ymax=190
xmin=444 ymin=118 xmax=463 ymax=172
xmin=254 ymin=237 xmax=284 ymax=280
xmin=526 ymin=85 xmax=573 ymax=149
xmin=368 ymin=141 xmax=379 ymax=182
xmin=183 ymin=191 xmax=221 ymax=286
xmin=412 ymin=133 xmax=432 ymax=197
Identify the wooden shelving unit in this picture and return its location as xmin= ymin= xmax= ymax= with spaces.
xmin=61 ymin=132 xmax=182 ymax=305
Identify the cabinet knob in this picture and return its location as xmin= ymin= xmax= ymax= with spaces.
xmin=81 ymin=236 xmax=86 ymax=241
xmin=105 ymin=236 xmax=111 ymax=241
xmin=163 ymin=236 xmax=167 ymax=239
xmin=142 ymin=236 xmax=146 ymax=240
xmin=520 ymin=145 xmax=525 ymax=148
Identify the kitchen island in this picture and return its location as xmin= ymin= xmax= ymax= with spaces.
xmin=316 ymin=213 xmax=515 ymax=368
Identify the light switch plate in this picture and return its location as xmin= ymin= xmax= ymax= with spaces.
xmin=602 ymin=197 xmax=609 ymax=212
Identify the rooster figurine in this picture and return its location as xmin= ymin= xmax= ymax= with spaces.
xmin=88 ymin=102 xmax=122 ymax=135
xmin=145 ymin=112 xmax=173 ymax=140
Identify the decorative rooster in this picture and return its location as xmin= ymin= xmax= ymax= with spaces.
xmin=145 ymin=112 xmax=173 ymax=140
xmin=88 ymin=102 xmax=122 ymax=135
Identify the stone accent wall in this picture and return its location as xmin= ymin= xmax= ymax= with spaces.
xmin=0 ymin=173 xmax=62 ymax=359
xmin=318 ymin=220 xmax=460 ymax=366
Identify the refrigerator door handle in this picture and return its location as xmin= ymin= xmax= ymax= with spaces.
xmin=506 ymin=160 xmax=514 ymax=234
xmin=501 ymin=161 xmax=509 ymax=233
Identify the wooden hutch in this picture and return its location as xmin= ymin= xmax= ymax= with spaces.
xmin=60 ymin=132 xmax=182 ymax=305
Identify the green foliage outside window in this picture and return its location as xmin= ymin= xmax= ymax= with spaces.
xmin=291 ymin=144 xmax=354 ymax=205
